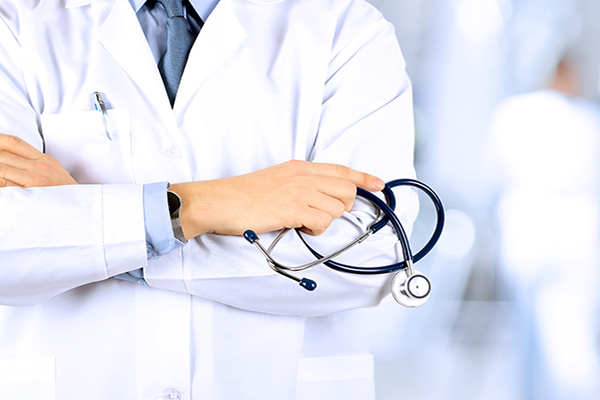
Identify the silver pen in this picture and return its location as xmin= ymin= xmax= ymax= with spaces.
xmin=93 ymin=92 xmax=113 ymax=141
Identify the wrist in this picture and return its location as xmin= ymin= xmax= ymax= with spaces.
xmin=169 ymin=182 xmax=209 ymax=239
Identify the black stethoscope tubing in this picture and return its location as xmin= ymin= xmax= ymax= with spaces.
xmin=294 ymin=179 xmax=445 ymax=275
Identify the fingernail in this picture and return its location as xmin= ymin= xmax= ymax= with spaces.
xmin=374 ymin=179 xmax=385 ymax=190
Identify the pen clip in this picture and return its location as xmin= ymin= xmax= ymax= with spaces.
xmin=93 ymin=91 xmax=113 ymax=141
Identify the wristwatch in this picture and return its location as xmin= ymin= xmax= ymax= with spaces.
xmin=167 ymin=190 xmax=188 ymax=246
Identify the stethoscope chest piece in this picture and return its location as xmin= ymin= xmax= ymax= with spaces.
xmin=391 ymin=268 xmax=431 ymax=308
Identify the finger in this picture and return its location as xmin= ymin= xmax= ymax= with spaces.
xmin=306 ymin=191 xmax=347 ymax=220
xmin=0 ymin=149 xmax=32 ymax=170
xmin=303 ymin=161 xmax=385 ymax=192
xmin=0 ymin=175 xmax=22 ymax=188
xmin=313 ymin=176 xmax=356 ymax=211
xmin=298 ymin=207 xmax=333 ymax=236
xmin=0 ymin=163 xmax=31 ymax=187
xmin=0 ymin=134 xmax=43 ymax=160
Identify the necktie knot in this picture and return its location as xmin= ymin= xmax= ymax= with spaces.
xmin=156 ymin=0 xmax=184 ymax=19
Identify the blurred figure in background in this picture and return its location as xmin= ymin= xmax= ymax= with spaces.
xmin=490 ymin=57 xmax=600 ymax=400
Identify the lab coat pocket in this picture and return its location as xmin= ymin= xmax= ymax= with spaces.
xmin=0 ymin=357 xmax=56 ymax=400
xmin=296 ymin=354 xmax=375 ymax=400
xmin=40 ymin=109 xmax=133 ymax=184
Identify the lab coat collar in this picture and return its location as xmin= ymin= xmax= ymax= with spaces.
xmin=94 ymin=0 xmax=175 ymax=125
xmin=68 ymin=0 xmax=273 ymax=118
xmin=90 ymin=0 xmax=248 ymax=117
xmin=173 ymin=0 xmax=247 ymax=110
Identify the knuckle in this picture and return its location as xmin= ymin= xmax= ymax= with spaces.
xmin=290 ymin=215 xmax=305 ymax=230
xmin=343 ymin=179 xmax=357 ymax=194
xmin=5 ymin=134 xmax=23 ymax=148
xmin=28 ymin=166 xmax=52 ymax=186
xmin=345 ymin=183 xmax=357 ymax=198
xmin=35 ymin=176 xmax=52 ymax=186
xmin=345 ymin=197 xmax=355 ymax=212
xmin=335 ymin=164 xmax=350 ymax=179
xmin=45 ymin=155 xmax=61 ymax=166
xmin=32 ymin=160 xmax=50 ymax=172
xmin=317 ymin=213 xmax=333 ymax=231
xmin=302 ymin=212 xmax=332 ymax=236
xmin=339 ymin=183 xmax=356 ymax=208
xmin=286 ymin=159 xmax=305 ymax=171
xmin=0 ymin=164 xmax=9 ymax=180
xmin=333 ymin=201 xmax=346 ymax=218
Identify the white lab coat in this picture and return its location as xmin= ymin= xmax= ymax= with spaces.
xmin=0 ymin=0 xmax=417 ymax=399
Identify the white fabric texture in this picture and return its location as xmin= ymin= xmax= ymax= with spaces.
xmin=0 ymin=0 xmax=417 ymax=398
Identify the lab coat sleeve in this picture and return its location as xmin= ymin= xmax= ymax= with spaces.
xmin=0 ymin=12 xmax=148 ymax=306
xmin=145 ymin=11 xmax=420 ymax=317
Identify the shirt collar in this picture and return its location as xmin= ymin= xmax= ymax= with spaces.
xmin=129 ymin=0 xmax=145 ymax=12
xmin=128 ymin=0 xmax=212 ymax=14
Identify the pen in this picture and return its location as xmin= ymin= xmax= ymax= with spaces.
xmin=93 ymin=91 xmax=113 ymax=141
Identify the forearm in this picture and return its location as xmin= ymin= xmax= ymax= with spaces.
xmin=145 ymin=201 xmax=405 ymax=317
xmin=169 ymin=160 xmax=385 ymax=239
xmin=146 ymin=96 xmax=418 ymax=317
xmin=0 ymin=184 xmax=147 ymax=306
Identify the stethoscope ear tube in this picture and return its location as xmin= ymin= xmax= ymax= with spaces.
xmin=296 ymin=179 xmax=445 ymax=275
xmin=244 ymin=230 xmax=318 ymax=291
xmin=244 ymin=178 xmax=445 ymax=307
xmin=295 ymin=188 xmax=412 ymax=274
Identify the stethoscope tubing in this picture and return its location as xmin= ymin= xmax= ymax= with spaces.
xmin=387 ymin=179 xmax=445 ymax=263
xmin=294 ymin=179 xmax=445 ymax=274
xmin=244 ymin=178 xmax=445 ymax=285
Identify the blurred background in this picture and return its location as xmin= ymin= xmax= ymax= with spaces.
xmin=363 ymin=0 xmax=600 ymax=399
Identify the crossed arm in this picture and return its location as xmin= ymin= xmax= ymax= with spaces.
xmin=0 ymin=133 xmax=385 ymax=239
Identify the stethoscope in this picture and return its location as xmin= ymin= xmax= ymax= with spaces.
xmin=243 ymin=179 xmax=444 ymax=308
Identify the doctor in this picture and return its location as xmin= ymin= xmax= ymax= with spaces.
xmin=0 ymin=0 xmax=417 ymax=399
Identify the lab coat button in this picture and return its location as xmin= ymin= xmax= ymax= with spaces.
xmin=163 ymin=146 xmax=182 ymax=159
xmin=160 ymin=388 xmax=182 ymax=400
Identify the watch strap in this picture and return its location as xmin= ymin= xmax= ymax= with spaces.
xmin=167 ymin=190 xmax=188 ymax=245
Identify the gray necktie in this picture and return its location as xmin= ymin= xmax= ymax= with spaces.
xmin=156 ymin=0 xmax=199 ymax=106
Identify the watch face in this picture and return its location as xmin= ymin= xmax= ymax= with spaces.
xmin=167 ymin=191 xmax=182 ymax=216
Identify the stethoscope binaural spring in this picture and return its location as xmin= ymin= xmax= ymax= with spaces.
xmin=243 ymin=179 xmax=445 ymax=308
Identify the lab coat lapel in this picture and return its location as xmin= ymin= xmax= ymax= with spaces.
xmin=173 ymin=0 xmax=247 ymax=111
xmin=94 ymin=0 xmax=175 ymax=125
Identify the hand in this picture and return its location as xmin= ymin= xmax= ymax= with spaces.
xmin=0 ymin=134 xmax=77 ymax=188
xmin=170 ymin=160 xmax=385 ymax=239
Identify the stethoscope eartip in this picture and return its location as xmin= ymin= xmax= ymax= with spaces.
xmin=243 ymin=230 xmax=259 ymax=244
xmin=299 ymin=278 xmax=317 ymax=291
